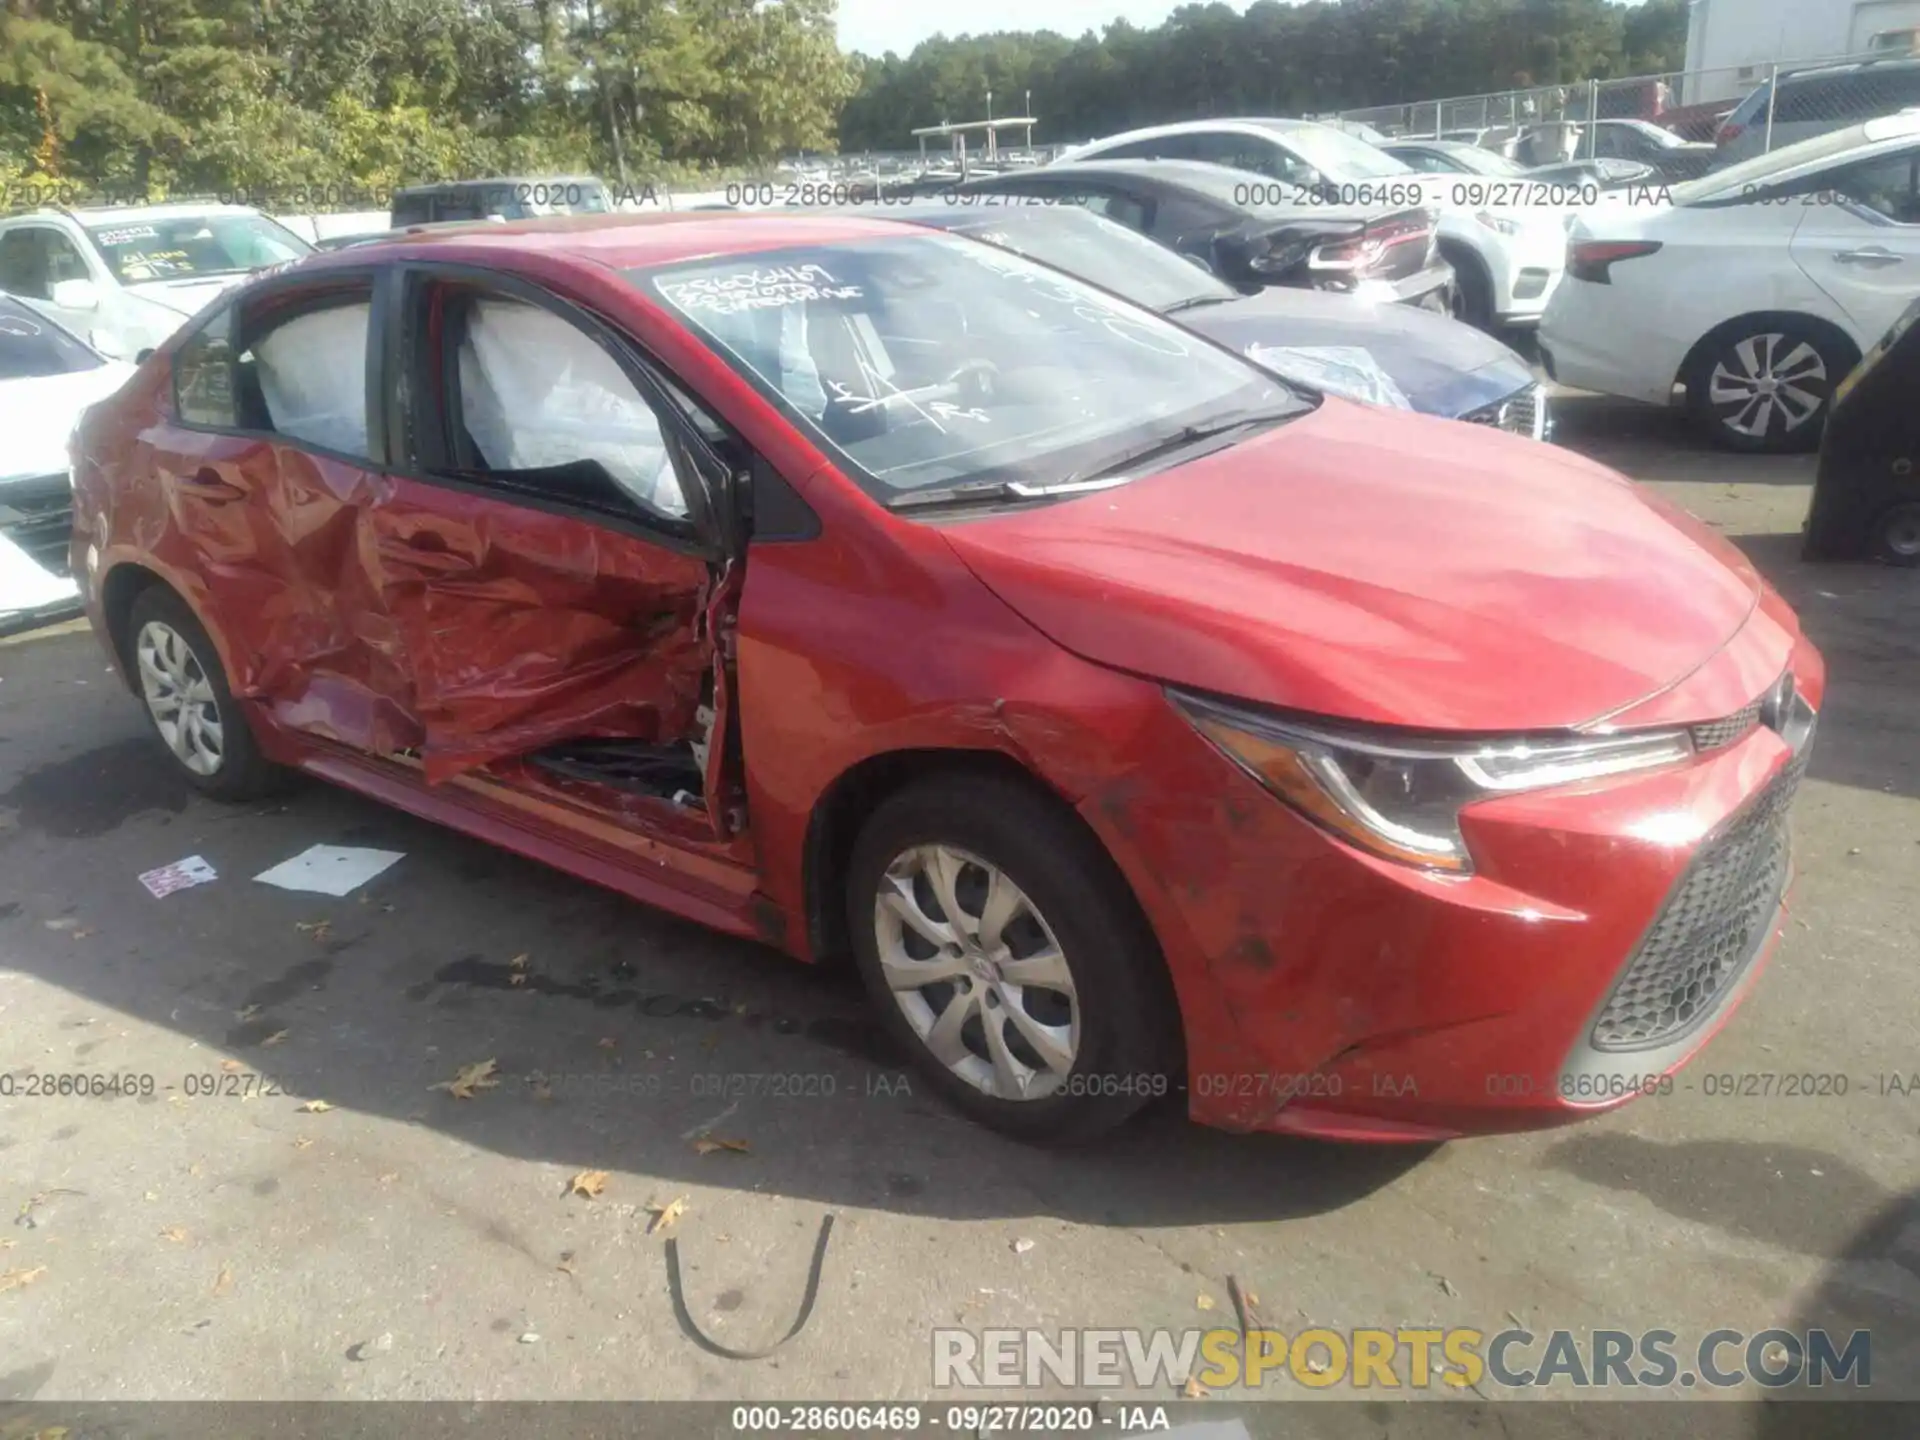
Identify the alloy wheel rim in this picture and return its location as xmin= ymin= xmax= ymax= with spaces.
xmin=873 ymin=844 xmax=1079 ymax=1101
xmin=135 ymin=621 xmax=224 ymax=776
xmin=1886 ymin=504 xmax=1920 ymax=558
xmin=1708 ymin=333 xmax=1828 ymax=440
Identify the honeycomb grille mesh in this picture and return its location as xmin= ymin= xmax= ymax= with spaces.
xmin=1465 ymin=386 xmax=1541 ymax=439
xmin=1590 ymin=755 xmax=1805 ymax=1052
xmin=1689 ymin=700 xmax=1763 ymax=752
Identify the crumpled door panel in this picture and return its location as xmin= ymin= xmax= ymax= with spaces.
xmin=366 ymin=478 xmax=711 ymax=784
xmin=155 ymin=431 xmax=423 ymax=756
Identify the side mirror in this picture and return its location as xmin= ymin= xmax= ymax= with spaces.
xmin=50 ymin=278 xmax=100 ymax=311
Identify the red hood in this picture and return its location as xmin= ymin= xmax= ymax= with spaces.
xmin=942 ymin=400 xmax=1761 ymax=732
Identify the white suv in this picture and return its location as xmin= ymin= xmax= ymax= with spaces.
xmin=1057 ymin=118 xmax=1574 ymax=329
xmin=0 ymin=203 xmax=312 ymax=362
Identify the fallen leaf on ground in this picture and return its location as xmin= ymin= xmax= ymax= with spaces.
xmin=0 ymin=1238 xmax=15 ymax=1249
xmin=260 ymin=1030 xmax=289 ymax=1047
xmin=70 ymin=928 xmax=93 ymax=940
xmin=691 ymin=1137 xmax=751 ymax=1156
xmin=220 ymin=1060 xmax=244 ymax=1074
xmin=509 ymin=973 xmax=528 ymax=988
xmin=167 ymin=1095 xmax=185 ymax=1106
xmin=0 ymin=1266 xmax=47 ymax=1293
xmin=557 ymin=1251 xmax=577 ymax=1275
xmin=159 ymin=1227 xmax=188 ymax=1243
xmin=532 ymin=1082 xmax=555 ymax=1102
xmin=235 ymin=1004 xmax=261 ymax=1022
xmin=377 ymin=1173 xmax=398 ymax=1185
xmin=1196 ymin=1294 xmax=1215 ymax=1310
xmin=296 ymin=1099 xmax=333 ymax=1113
xmin=294 ymin=920 xmax=332 ymax=943
xmin=211 ymin=1265 xmax=232 ymax=1296
xmin=430 ymin=1059 xmax=499 ymax=1099
xmin=509 ymin=953 xmax=529 ymax=970
xmin=596 ymin=1037 xmax=617 ymax=1050
xmin=292 ymin=1137 xmax=314 ymax=1150
xmin=188 ymin=1164 xmax=202 ymax=1177
xmin=567 ymin=1170 xmax=609 ymax=1199
xmin=1181 ymin=1376 xmax=1209 ymax=1399
xmin=646 ymin=1195 xmax=688 ymax=1234
xmin=1012 ymin=1238 xmax=1034 ymax=1254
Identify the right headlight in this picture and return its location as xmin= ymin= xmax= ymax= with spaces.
xmin=1172 ymin=690 xmax=1695 ymax=874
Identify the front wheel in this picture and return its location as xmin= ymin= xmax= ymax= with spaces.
xmin=846 ymin=775 xmax=1176 ymax=1143
xmin=1689 ymin=320 xmax=1852 ymax=454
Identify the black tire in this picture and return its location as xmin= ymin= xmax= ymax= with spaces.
xmin=126 ymin=587 xmax=288 ymax=801
xmin=1443 ymin=244 xmax=1495 ymax=331
xmin=1874 ymin=501 xmax=1920 ymax=567
xmin=845 ymin=774 xmax=1176 ymax=1144
xmin=1687 ymin=318 xmax=1855 ymax=455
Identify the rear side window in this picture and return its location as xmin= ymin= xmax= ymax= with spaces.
xmin=174 ymin=307 xmax=239 ymax=427
xmin=0 ymin=302 xmax=102 ymax=378
xmin=172 ymin=288 xmax=376 ymax=460
xmin=1836 ymin=150 xmax=1920 ymax=223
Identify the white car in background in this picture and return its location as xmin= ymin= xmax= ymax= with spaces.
xmin=0 ymin=295 xmax=133 ymax=630
xmin=0 ymin=203 xmax=312 ymax=362
xmin=1056 ymin=118 xmax=1574 ymax=330
xmin=1542 ymin=112 xmax=1920 ymax=453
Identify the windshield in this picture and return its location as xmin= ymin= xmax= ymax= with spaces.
xmin=84 ymin=213 xmax=312 ymax=283
xmin=946 ymin=207 xmax=1236 ymax=312
xmin=0 ymin=299 xmax=102 ymax=378
xmin=636 ymin=235 xmax=1296 ymax=502
xmin=1265 ymin=124 xmax=1416 ymax=180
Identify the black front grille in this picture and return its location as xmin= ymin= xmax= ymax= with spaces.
xmin=1465 ymin=385 xmax=1543 ymax=439
xmin=1590 ymin=753 xmax=1805 ymax=1052
xmin=0 ymin=472 xmax=75 ymax=577
xmin=1689 ymin=699 xmax=1763 ymax=752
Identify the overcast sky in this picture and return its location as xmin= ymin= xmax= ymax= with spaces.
xmin=835 ymin=0 xmax=1650 ymax=58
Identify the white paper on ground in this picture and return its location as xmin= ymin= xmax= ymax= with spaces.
xmin=0 ymin=531 xmax=80 ymax=615
xmin=254 ymin=844 xmax=405 ymax=897
xmin=140 ymin=855 xmax=219 ymax=899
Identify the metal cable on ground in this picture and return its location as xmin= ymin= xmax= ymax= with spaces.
xmin=664 ymin=1213 xmax=835 ymax=1360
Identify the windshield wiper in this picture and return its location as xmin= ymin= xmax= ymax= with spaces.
xmin=1163 ymin=295 xmax=1233 ymax=315
xmin=1061 ymin=409 xmax=1297 ymax=487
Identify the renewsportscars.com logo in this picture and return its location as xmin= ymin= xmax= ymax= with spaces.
xmin=931 ymin=1327 xmax=1873 ymax=1392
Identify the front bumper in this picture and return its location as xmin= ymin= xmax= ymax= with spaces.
xmin=1351 ymin=259 xmax=1456 ymax=313
xmin=0 ymin=473 xmax=82 ymax=637
xmin=1080 ymin=628 xmax=1824 ymax=1142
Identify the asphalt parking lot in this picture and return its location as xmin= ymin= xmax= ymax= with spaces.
xmin=0 ymin=392 xmax=1916 ymax=1413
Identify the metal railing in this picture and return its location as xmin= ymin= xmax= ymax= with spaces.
xmin=1335 ymin=42 xmax=1920 ymax=165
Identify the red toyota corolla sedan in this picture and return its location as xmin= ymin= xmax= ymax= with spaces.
xmin=67 ymin=213 xmax=1822 ymax=1144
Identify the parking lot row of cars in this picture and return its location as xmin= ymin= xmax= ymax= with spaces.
xmin=9 ymin=105 xmax=1920 ymax=636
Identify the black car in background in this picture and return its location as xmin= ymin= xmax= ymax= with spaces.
xmin=1806 ymin=293 xmax=1920 ymax=565
xmin=1584 ymin=120 xmax=1720 ymax=182
xmin=842 ymin=201 xmax=1542 ymax=436
xmin=927 ymin=159 xmax=1456 ymax=312
xmin=388 ymin=176 xmax=614 ymax=227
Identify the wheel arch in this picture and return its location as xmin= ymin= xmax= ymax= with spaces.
xmin=99 ymin=561 xmax=168 ymax=691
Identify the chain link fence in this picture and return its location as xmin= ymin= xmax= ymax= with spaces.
xmin=1335 ymin=40 xmax=1920 ymax=169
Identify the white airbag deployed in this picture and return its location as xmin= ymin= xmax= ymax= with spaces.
xmin=458 ymin=300 xmax=687 ymax=518
xmin=253 ymin=303 xmax=372 ymax=456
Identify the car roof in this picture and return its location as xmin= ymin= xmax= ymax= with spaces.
xmin=1063 ymin=117 xmax=1324 ymax=156
xmin=1780 ymin=54 xmax=1920 ymax=84
xmin=290 ymin=210 xmax=946 ymax=274
xmin=1385 ymin=139 xmax=1475 ymax=152
xmin=16 ymin=203 xmax=266 ymax=224
xmin=392 ymin=175 xmax=605 ymax=195
xmin=980 ymin=158 xmax=1249 ymax=196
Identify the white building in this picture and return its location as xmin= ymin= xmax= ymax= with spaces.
xmin=1684 ymin=0 xmax=1920 ymax=103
